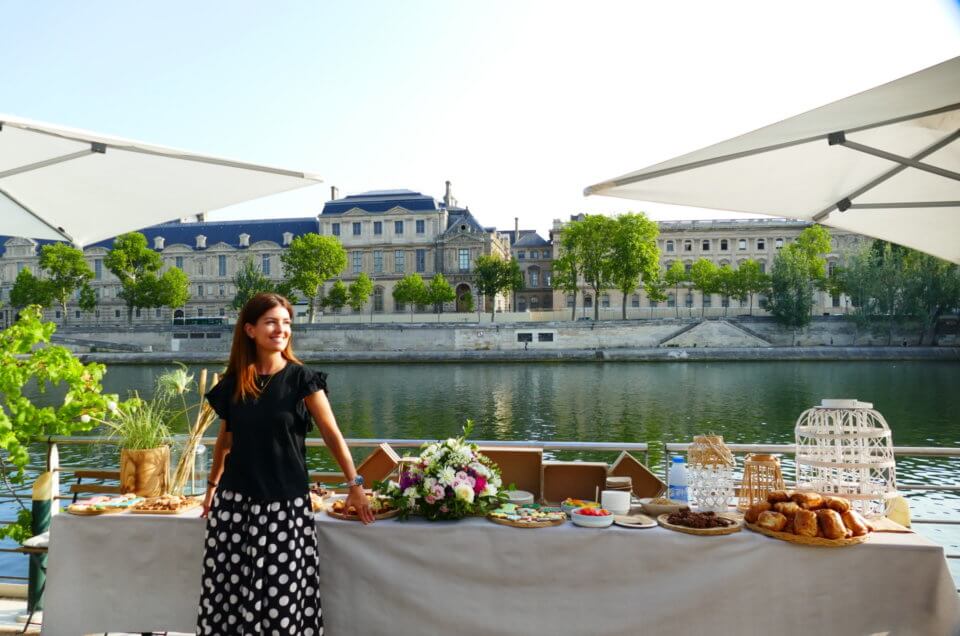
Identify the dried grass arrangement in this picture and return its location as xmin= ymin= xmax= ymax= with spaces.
xmin=169 ymin=368 xmax=220 ymax=496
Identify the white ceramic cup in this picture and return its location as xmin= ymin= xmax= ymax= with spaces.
xmin=600 ymin=490 xmax=631 ymax=515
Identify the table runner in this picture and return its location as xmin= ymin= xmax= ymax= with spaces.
xmin=42 ymin=511 xmax=960 ymax=635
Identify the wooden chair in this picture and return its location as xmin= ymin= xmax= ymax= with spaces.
xmin=69 ymin=469 xmax=121 ymax=503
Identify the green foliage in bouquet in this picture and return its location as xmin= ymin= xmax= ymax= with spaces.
xmin=375 ymin=420 xmax=507 ymax=521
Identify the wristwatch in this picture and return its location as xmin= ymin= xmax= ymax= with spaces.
xmin=339 ymin=475 xmax=364 ymax=489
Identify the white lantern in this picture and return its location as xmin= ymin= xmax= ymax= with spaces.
xmin=795 ymin=399 xmax=898 ymax=518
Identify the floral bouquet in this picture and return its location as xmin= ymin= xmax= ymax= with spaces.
xmin=375 ymin=420 xmax=507 ymax=521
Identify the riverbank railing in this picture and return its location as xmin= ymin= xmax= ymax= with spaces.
xmin=0 ymin=437 xmax=957 ymax=587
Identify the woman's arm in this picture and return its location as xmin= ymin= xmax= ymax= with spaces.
xmin=305 ymin=390 xmax=374 ymax=524
xmin=201 ymin=420 xmax=232 ymax=518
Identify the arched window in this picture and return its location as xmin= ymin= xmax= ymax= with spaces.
xmin=684 ymin=262 xmax=692 ymax=273
xmin=584 ymin=295 xmax=593 ymax=308
xmin=684 ymin=240 xmax=693 ymax=252
xmin=720 ymin=239 xmax=729 ymax=251
xmin=373 ymin=286 xmax=384 ymax=312
xmin=775 ymin=238 xmax=784 ymax=249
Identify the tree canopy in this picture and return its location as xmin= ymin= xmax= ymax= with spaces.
xmin=280 ymin=233 xmax=347 ymax=322
xmin=473 ymin=255 xmax=523 ymax=322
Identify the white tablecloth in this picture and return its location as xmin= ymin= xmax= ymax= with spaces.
xmin=43 ymin=511 xmax=960 ymax=635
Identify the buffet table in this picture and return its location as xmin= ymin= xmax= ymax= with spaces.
xmin=43 ymin=510 xmax=960 ymax=635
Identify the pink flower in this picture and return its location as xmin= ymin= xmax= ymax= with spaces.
xmin=473 ymin=475 xmax=487 ymax=495
xmin=425 ymin=495 xmax=436 ymax=505
xmin=456 ymin=471 xmax=469 ymax=483
xmin=431 ymin=484 xmax=445 ymax=500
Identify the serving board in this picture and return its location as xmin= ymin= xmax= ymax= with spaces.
xmin=326 ymin=507 xmax=401 ymax=521
xmin=487 ymin=515 xmax=566 ymax=529
xmin=745 ymin=522 xmax=868 ymax=547
xmin=613 ymin=513 xmax=657 ymax=529
xmin=66 ymin=506 xmax=128 ymax=516
xmin=130 ymin=502 xmax=203 ymax=515
xmin=657 ymin=513 xmax=742 ymax=536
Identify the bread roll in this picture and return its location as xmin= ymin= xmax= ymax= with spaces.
xmin=757 ymin=511 xmax=788 ymax=532
xmin=744 ymin=502 xmax=771 ymax=524
xmin=816 ymin=509 xmax=847 ymax=540
xmin=767 ymin=490 xmax=791 ymax=504
xmin=823 ymin=495 xmax=851 ymax=513
xmin=842 ymin=509 xmax=871 ymax=537
xmin=792 ymin=509 xmax=818 ymax=537
xmin=773 ymin=501 xmax=801 ymax=517
xmin=791 ymin=492 xmax=824 ymax=509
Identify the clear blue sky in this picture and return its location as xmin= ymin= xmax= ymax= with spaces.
xmin=2 ymin=1 xmax=959 ymax=236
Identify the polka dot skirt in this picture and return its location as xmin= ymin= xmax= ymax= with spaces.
xmin=197 ymin=489 xmax=322 ymax=635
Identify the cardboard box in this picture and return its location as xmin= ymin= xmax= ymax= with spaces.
xmin=355 ymin=443 xmax=400 ymax=485
xmin=477 ymin=447 xmax=543 ymax=500
xmin=541 ymin=462 xmax=609 ymax=504
xmin=609 ymin=451 xmax=667 ymax=499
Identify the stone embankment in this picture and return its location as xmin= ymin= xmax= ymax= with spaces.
xmin=54 ymin=316 xmax=959 ymax=363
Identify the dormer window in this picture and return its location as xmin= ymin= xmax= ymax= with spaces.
xmin=282 ymin=232 xmax=294 ymax=246
xmin=239 ymin=233 xmax=250 ymax=247
xmin=153 ymin=236 xmax=165 ymax=250
xmin=196 ymin=235 xmax=207 ymax=249
xmin=460 ymin=224 xmax=467 ymax=231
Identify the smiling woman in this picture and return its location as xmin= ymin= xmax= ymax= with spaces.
xmin=197 ymin=292 xmax=373 ymax=635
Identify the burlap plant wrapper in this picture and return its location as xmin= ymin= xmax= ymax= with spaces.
xmin=120 ymin=446 xmax=170 ymax=497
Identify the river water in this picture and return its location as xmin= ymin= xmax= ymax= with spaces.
xmin=5 ymin=360 xmax=960 ymax=580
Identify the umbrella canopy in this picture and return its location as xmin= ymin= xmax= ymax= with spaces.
xmin=585 ymin=57 xmax=960 ymax=263
xmin=0 ymin=114 xmax=322 ymax=247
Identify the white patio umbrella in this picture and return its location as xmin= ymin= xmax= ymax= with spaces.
xmin=0 ymin=114 xmax=322 ymax=247
xmin=584 ymin=56 xmax=960 ymax=263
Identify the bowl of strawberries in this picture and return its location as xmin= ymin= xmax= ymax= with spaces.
xmin=571 ymin=506 xmax=615 ymax=528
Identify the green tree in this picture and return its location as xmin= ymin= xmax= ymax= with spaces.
xmin=104 ymin=232 xmax=166 ymax=322
xmin=473 ymin=256 xmax=523 ymax=323
xmin=156 ymin=267 xmax=191 ymax=312
xmin=280 ymin=233 xmax=347 ymax=323
xmin=871 ymin=242 xmax=910 ymax=345
xmin=323 ymin=280 xmax=349 ymax=314
xmin=689 ymin=258 xmax=719 ymax=318
xmin=9 ymin=268 xmax=52 ymax=310
xmin=231 ymin=256 xmax=276 ymax=311
xmin=78 ymin=284 xmax=98 ymax=315
xmin=459 ymin=289 xmax=476 ymax=315
xmin=903 ymin=251 xmax=960 ymax=345
xmin=392 ymin=273 xmax=427 ymax=321
xmin=38 ymin=243 xmax=95 ymax=323
xmin=0 ymin=306 xmax=126 ymax=540
xmin=664 ymin=260 xmax=687 ymax=318
xmin=608 ymin=213 xmax=661 ymax=320
xmin=561 ymin=215 xmax=613 ymax=320
xmin=552 ymin=253 xmax=580 ymax=321
xmin=715 ymin=264 xmax=737 ymax=317
xmin=644 ymin=272 xmax=669 ymax=318
xmin=735 ymin=259 xmax=768 ymax=316
xmin=425 ymin=274 xmax=456 ymax=319
xmin=765 ymin=246 xmax=814 ymax=339
xmin=347 ymin=273 xmax=374 ymax=314
xmin=836 ymin=246 xmax=878 ymax=344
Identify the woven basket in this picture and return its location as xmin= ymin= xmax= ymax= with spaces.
xmin=744 ymin=522 xmax=868 ymax=547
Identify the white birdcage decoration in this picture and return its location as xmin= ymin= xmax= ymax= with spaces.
xmin=687 ymin=435 xmax=735 ymax=513
xmin=795 ymin=399 xmax=897 ymax=519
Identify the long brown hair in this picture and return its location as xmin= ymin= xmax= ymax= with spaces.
xmin=226 ymin=293 xmax=301 ymax=402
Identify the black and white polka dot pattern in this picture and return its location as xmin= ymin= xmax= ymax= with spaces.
xmin=197 ymin=489 xmax=322 ymax=635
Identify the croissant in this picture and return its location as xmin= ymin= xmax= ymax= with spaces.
xmin=744 ymin=502 xmax=771 ymax=524
xmin=767 ymin=490 xmax=791 ymax=504
xmin=793 ymin=509 xmax=818 ymax=537
xmin=791 ymin=492 xmax=824 ymax=509
xmin=842 ymin=510 xmax=871 ymax=537
xmin=773 ymin=502 xmax=801 ymax=518
xmin=756 ymin=511 xmax=788 ymax=532
xmin=823 ymin=496 xmax=851 ymax=513
xmin=816 ymin=509 xmax=847 ymax=539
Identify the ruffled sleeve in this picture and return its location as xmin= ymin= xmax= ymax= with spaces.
xmin=297 ymin=366 xmax=328 ymax=401
xmin=205 ymin=377 xmax=232 ymax=423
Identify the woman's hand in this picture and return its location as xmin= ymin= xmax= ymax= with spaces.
xmin=201 ymin=487 xmax=216 ymax=519
xmin=345 ymin=486 xmax=375 ymax=524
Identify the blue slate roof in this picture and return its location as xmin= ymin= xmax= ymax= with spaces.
xmin=444 ymin=207 xmax=485 ymax=234
xmin=321 ymin=190 xmax=439 ymax=215
xmin=88 ymin=217 xmax=320 ymax=251
xmin=513 ymin=232 xmax=550 ymax=248
xmin=0 ymin=236 xmax=62 ymax=257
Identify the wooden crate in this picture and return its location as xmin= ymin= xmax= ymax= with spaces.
xmin=541 ymin=462 xmax=609 ymax=504
xmin=477 ymin=447 xmax=543 ymax=500
xmin=355 ymin=443 xmax=401 ymax=485
xmin=609 ymin=451 xmax=666 ymax=499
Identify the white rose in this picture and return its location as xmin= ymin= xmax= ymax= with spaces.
xmin=438 ymin=467 xmax=457 ymax=487
xmin=403 ymin=487 xmax=419 ymax=500
xmin=482 ymin=483 xmax=498 ymax=498
xmin=454 ymin=483 xmax=475 ymax=504
xmin=424 ymin=477 xmax=437 ymax=490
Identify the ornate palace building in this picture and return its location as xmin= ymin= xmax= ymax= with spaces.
xmin=0 ymin=183 xmax=511 ymax=326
